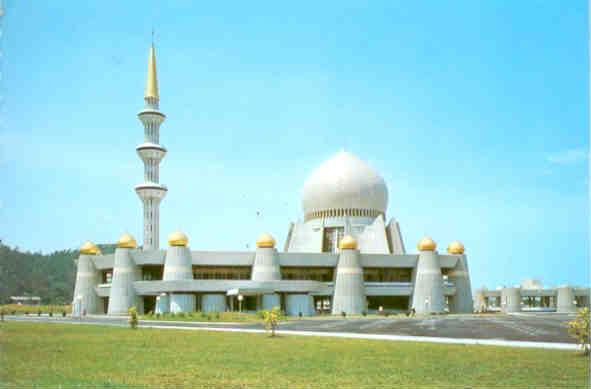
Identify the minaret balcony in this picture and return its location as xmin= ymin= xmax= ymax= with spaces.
xmin=135 ymin=183 xmax=168 ymax=200
xmin=136 ymin=143 xmax=167 ymax=161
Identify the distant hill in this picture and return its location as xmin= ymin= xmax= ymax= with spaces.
xmin=0 ymin=242 xmax=117 ymax=304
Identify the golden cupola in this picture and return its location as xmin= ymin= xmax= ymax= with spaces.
xmin=339 ymin=235 xmax=358 ymax=250
xmin=447 ymin=241 xmax=465 ymax=255
xmin=256 ymin=233 xmax=276 ymax=248
xmin=80 ymin=241 xmax=101 ymax=255
xmin=117 ymin=233 xmax=137 ymax=249
xmin=168 ymin=231 xmax=189 ymax=247
xmin=417 ymin=236 xmax=437 ymax=251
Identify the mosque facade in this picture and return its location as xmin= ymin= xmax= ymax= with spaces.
xmin=71 ymin=44 xmax=581 ymax=317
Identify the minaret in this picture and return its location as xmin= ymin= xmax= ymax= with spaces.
xmin=135 ymin=43 xmax=167 ymax=250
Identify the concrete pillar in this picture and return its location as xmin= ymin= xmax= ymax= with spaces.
xmin=448 ymin=254 xmax=473 ymax=313
xmin=285 ymin=294 xmax=314 ymax=316
xmin=170 ymin=294 xmax=195 ymax=313
xmin=251 ymin=247 xmax=281 ymax=281
xmin=163 ymin=232 xmax=195 ymax=313
xmin=155 ymin=293 xmax=169 ymax=314
xmin=72 ymin=253 xmax=100 ymax=315
xmin=107 ymin=245 xmax=141 ymax=315
xmin=261 ymin=294 xmax=281 ymax=310
xmin=411 ymin=239 xmax=445 ymax=314
xmin=501 ymin=287 xmax=521 ymax=313
xmin=201 ymin=294 xmax=226 ymax=312
xmin=556 ymin=286 xmax=577 ymax=313
xmin=331 ymin=236 xmax=366 ymax=315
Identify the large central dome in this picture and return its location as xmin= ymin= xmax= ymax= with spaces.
xmin=302 ymin=151 xmax=388 ymax=220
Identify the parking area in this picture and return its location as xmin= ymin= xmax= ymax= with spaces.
xmin=6 ymin=312 xmax=577 ymax=344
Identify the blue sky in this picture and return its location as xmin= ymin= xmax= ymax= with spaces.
xmin=0 ymin=1 xmax=588 ymax=289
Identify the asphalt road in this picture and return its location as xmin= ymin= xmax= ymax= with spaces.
xmin=5 ymin=312 xmax=576 ymax=344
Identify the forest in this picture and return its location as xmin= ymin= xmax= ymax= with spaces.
xmin=0 ymin=242 xmax=116 ymax=304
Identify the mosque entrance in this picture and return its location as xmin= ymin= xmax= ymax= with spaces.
xmin=366 ymin=296 xmax=409 ymax=313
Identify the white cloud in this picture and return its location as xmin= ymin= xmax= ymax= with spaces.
xmin=546 ymin=148 xmax=588 ymax=165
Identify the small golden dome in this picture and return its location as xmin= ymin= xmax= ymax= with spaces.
xmin=168 ymin=231 xmax=189 ymax=247
xmin=417 ymin=236 xmax=437 ymax=251
xmin=80 ymin=241 xmax=101 ymax=255
xmin=447 ymin=241 xmax=465 ymax=255
xmin=256 ymin=233 xmax=276 ymax=248
xmin=117 ymin=233 xmax=137 ymax=249
xmin=339 ymin=235 xmax=358 ymax=250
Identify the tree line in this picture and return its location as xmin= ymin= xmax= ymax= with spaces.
xmin=0 ymin=241 xmax=116 ymax=304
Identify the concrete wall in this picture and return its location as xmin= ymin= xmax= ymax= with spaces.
xmin=285 ymin=294 xmax=314 ymax=316
xmin=262 ymin=294 xmax=281 ymax=310
xmin=201 ymin=294 xmax=226 ymax=312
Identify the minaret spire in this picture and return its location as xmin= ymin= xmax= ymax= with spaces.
xmin=135 ymin=41 xmax=167 ymax=250
xmin=144 ymin=42 xmax=159 ymax=101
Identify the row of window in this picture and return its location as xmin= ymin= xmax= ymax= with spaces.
xmin=101 ymin=266 xmax=414 ymax=283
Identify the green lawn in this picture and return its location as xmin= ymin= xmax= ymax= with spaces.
xmin=1 ymin=322 xmax=588 ymax=388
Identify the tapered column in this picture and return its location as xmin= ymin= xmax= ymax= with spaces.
xmin=411 ymin=237 xmax=444 ymax=314
xmin=164 ymin=231 xmax=195 ymax=313
xmin=72 ymin=241 xmax=101 ymax=316
xmin=332 ymin=235 xmax=366 ymax=315
xmin=556 ymin=286 xmax=576 ymax=313
xmin=501 ymin=287 xmax=522 ymax=313
xmin=446 ymin=241 xmax=473 ymax=313
xmin=108 ymin=234 xmax=141 ymax=315
xmin=252 ymin=233 xmax=281 ymax=281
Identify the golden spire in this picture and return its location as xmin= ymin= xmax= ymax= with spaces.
xmin=144 ymin=44 xmax=159 ymax=99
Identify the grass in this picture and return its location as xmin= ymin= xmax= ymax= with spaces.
xmin=1 ymin=322 xmax=588 ymax=388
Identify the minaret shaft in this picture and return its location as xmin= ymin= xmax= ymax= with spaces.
xmin=136 ymin=44 xmax=167 ymax=250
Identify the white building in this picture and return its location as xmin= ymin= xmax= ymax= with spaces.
xmin=72 ymin=43 xmax=477 ymax=317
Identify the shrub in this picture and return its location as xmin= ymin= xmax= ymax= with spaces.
xmin=262 ymin=307 xmax=281 ymax=337
xmin=568 ymin=307 xmax=590 ymax=355
xmin=62 ymin=311 xmax=66 ymax=317
xmin=341 ymin=311 xmax=346 ymax=318
xmin=128 ymin=306 xmax=138 ymax=329
xmin=214 ymin=312 xmax=220 ymax=320
xmin=362 ymin=310 xmax=367 ymax=317
xmin=49 ymin=311 xmax=53 ymax=317
xmin=155 ymin=313 xmax=161 ymax=319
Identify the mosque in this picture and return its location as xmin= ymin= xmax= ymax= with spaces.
xmin=71 ymin=44 xmax=583 ymax=316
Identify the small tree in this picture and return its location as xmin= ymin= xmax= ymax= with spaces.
xmin=128 ymin=306 xmax=139 ymax=329
xmin=568 ymin=307 xmax=590 ymax=355
xmin=263 ymin=306 xmax=281 ymax=337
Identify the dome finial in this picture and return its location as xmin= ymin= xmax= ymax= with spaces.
xmin=339 ymin=235 xmax=357 ymax=250
xmin=447 ymin=241 xmax=465 ymax=254
xmin=168 ymin=231 xmax=189 ymax=247
xmin=80 ymin=241 xmax=101 ymax=255
xmin=256 ymin=233 xmax=276 ymax=248
xmin=417 ymin=236 xmax=436 ymax=251
xmin=117 ymin=233 xmax=137 ymax=249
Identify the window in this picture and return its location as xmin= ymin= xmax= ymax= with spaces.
xmin=363 ymin=268 xmax=412 ymax=282
xmin=322 ymin=227 xmax=344 ymax=253
xmin=280 ymin=267 xmax=334 ymax=282
xmin=192 ymin=266 xmax=251 ymax=280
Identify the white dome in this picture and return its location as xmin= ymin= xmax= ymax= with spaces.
xmin=302 ymin=151 xmax=388 ymax=219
